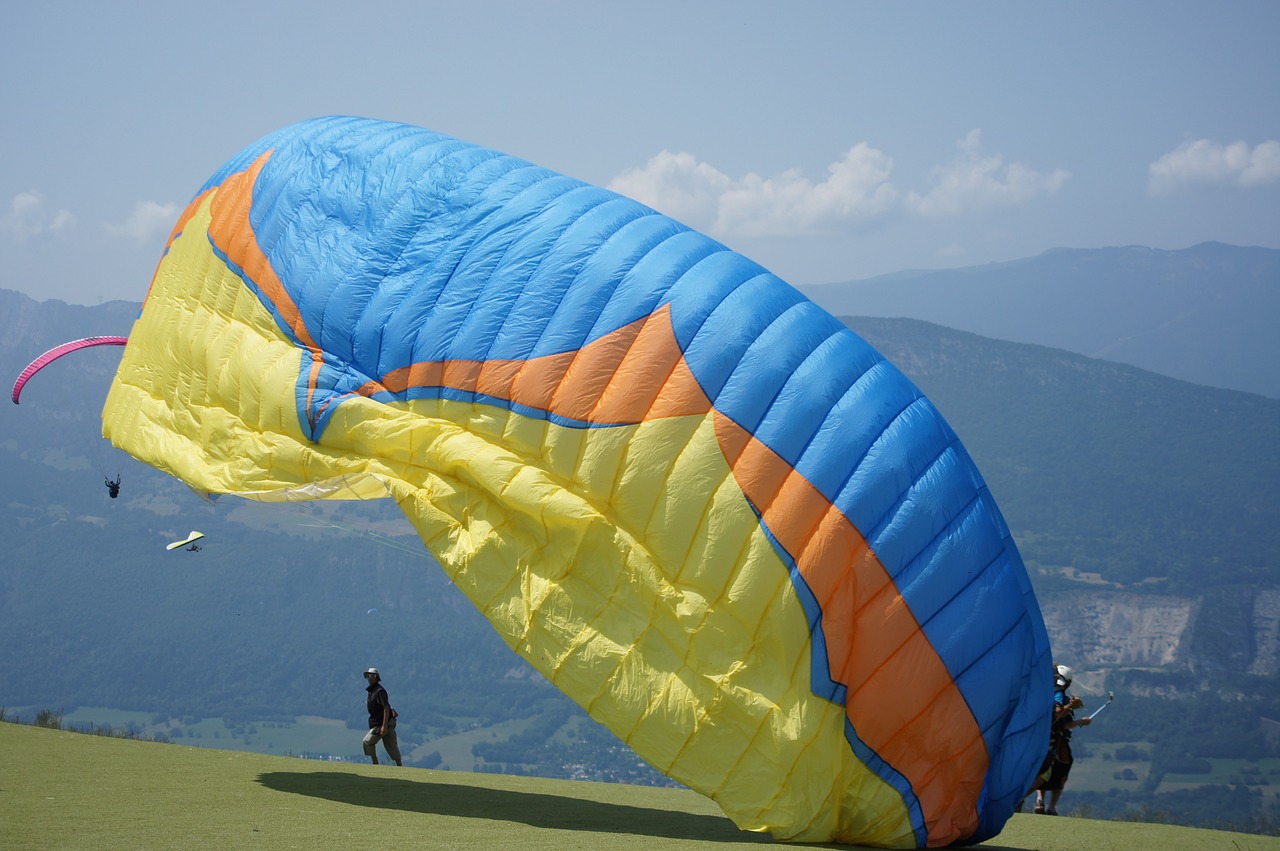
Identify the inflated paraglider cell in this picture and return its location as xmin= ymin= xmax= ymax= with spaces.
xmin=97 ymin=117 xmax=1051 ymax=848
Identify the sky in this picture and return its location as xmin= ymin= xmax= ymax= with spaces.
xmin=2 ymin=1 xmax=1277 ymax=306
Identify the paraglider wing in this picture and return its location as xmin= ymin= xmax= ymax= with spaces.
xmin=165 ymin=531 xmax=205 ymax=551
xmin=102 ymin=117 xmax=1052 ymax=848
xmin=11 ymin=336 xmax=129 ymax=404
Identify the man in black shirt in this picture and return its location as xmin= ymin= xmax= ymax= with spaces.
xmin=362 ymin=667 xmax=402 ymax=766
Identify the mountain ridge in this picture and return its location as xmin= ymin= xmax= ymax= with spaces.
xmin=799 ymin=242 xmax=1280 ymax=399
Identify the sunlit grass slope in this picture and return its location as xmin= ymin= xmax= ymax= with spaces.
xmin=3 ymin=722 xmax=1277 ymax=850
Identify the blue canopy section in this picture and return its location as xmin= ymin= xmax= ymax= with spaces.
xmin=224 ymin=116 xmax=1052 ymax=841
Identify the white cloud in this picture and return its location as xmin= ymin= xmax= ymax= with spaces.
xmin=608 ymin=144 xmax=899 ymax=239
xmin=608 ymin=151 xmax=732 ymax=231
xmin=0 ymin=191 xmax=76 ymax=241
xmin=105 ymin=200 xmax=181 ymax=243
xmin=610 ymin=131 xmax=1069 ymax=238
xmin=717 ymin=144 xmax=900 ymax=238
xmin=1148 ymin=139 xmax=1280 ymax=195
xmin=906 ymin=130 xmax=1070 ymax=218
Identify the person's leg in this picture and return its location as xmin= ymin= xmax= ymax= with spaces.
xmin=382 ymin=728 xmax=403 ymax=766
xmin=1044 ymin=761 xmax=1072 ymax=814
xmin=363 ymin=729 xmax=381 ymax=764
xmin=1022 ymin=755 xmax=1050 ymax=813
xmin=1039 ymin=759 xmax=1069 ymax=813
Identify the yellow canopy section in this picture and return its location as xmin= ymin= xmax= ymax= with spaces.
xmin=102 ymin=116 xmax=1054 ymax=848
xmin=104 ymin=170 xmax=918 ymax=847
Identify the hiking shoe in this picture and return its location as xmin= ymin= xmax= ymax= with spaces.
xmin=1046 ymin=809 xmax=1059 ymax=816
xmin=1034 ymin=804 xmax=1045 ymax=814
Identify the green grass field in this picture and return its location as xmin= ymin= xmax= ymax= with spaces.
xmin=51 ymin=704 xmax=546 ymax=769
xmin=4 ymin=722 xmax=1279 ymax=850
xmin=56 ymin=706 xmax=366 ymax=760
xmin=48 ymin=707 xmax=1280 ymax=805
xmin=1067 ymin=740 xmax=1280 ymax=807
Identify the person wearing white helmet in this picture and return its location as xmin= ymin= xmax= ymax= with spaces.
xmin=1034 ymin=663 xmax=1091 ymax=814
xmin=362 ymin=667 xmax=402 ymax=766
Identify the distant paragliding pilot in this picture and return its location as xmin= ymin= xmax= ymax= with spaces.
xmin=362 ymin=667 xmax=401 ymax=766
xmin=1022 ymin=664 xmax=1092 ymax=815
xmin=105 ymin=474 xmax=121 ymax=498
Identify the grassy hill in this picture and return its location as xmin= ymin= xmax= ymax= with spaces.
xmin=3 ymin=722 xmax=1276 ymax=851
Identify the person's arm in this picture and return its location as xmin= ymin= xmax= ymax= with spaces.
xmin=380 ymin=696 xmax=391 ymax=735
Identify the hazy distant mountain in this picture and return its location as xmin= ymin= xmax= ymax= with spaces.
xmin=1 ymin=289 xmax=1277 ymax=758
xmin=843 ymin=316 xmax=1279 ymax=592
xmin=799 ymin=243 xmax=1280 ymax=399
xmin=0 ymin=287 xmax=514 ymax=727
xmin=2 ymin=288 xmax=139 ymax=352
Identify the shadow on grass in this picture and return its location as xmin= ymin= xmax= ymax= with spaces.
xmin=256 ymin=770 xmax=773 ymax=843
